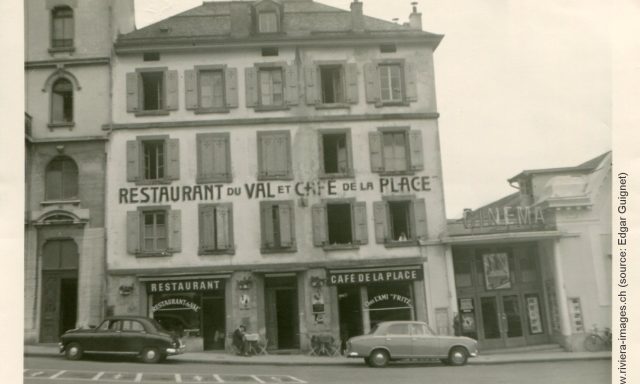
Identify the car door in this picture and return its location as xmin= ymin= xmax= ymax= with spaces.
xmin=117 ymin=320 xmax=148 ymax=354
xmin=384 ymin=323 xmax=412 ymax=358
xmin=410 ymin=323 xmax=442 ymax=357
xmin=85 ymin=320 xmax=121 ymax=352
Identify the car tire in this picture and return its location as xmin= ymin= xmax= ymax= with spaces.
xmin=65 ymin=342 xmax=83 ymax=361
xmin=141 ymin=347 xmax=161 ymax=364
xmin=448 ymin=346 xmax=468 ymax=366
xmin=368 ymin=349 xmax=389 ymax=368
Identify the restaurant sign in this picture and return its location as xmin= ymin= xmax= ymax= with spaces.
xmin=147 ymin=278 xmax=223 ymax=294
xmin=328 ymin=266 xmax=423 ymax=286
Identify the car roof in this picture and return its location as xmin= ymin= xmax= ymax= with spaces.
xmin=103 ymin=316 xmax=154 ymax=322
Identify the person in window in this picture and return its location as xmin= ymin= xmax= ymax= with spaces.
xmin=232 ymin=325 xmax=248 ymax=356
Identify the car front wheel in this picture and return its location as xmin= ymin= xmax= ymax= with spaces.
xmin=368 ymin=349 xmax=389 ymax=368
xmin=65 ymin=342 xmax=83 ymax=361
xmin=448 ymin=346 xmax=468 ymax=366
xmin=141 ymin=347 xmax=161 ymax=364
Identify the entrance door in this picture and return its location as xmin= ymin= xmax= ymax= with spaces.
xmin=479 ymin=294 xmax=526 ymax=349
xmin=202 ymin=296 xmax=226 ymax=350
xmin=264 ymin=276 xmax=299 ymax=350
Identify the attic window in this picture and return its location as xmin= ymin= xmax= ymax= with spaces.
xmin=258 ymin=12 xmax=278 ymax=33
xmin=143 ymin=52 xmax=160 ymax=62
xmin=380 ymin=44 xmax=397 ymax=53
xmin=261 ymin=47 xmax=279 ymax=57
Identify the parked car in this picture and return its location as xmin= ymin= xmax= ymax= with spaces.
xmin=346 ymin=321 xmax=478 ymax=367
xmin=59 ymin=316 xmax=185 ymax=363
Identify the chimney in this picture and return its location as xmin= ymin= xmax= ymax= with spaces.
xmin=350 ymin=0 xmax=364 ymax=33
xmin=409 ymin=2 xmax=422 ymax=30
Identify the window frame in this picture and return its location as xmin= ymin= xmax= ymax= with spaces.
xmin=318 ymin=63 xmax=346 ymax=105
xmin=378 ymin=62 xmax=405 ymax=104
xmin=260 ymin=200 xmax=296 ymax=253
xmin=49 ymin=77 xmax=75 ymax=128
xmin=44 ymin=156 xmax=79 ymax=202
xmin=258 ymin=11 xmax=279 ymax=34
xmin=318 ymin=128 xmax=354 ymax=179
xmin=196 ymin=132 xmax=232 ymax=184
xmin=257 ymin=130 xmax=293 ymax=181
xmin=257 ymin=65 xmax=286 ymax=109
xmin=379 ymin=127 xmax=410 ymax=174
xmin=139 ymin=135 xmax=168 ymax=184
xmin=139 ymin=206 xmax=170 ymax=255
xmin=382 ymin=195 xmax=417 ymax=246
xmin=198 ymin=203 xmax=235 ymax=255
xmin=134 ymin=67 xmax=170 ymax=116
xmin=50 ymin=6 xmax=74 ymax=51
xmin=195 ymin=65 xmax=227 ymax=113
xmin=325 ymin=198 xmax=357 ymax=248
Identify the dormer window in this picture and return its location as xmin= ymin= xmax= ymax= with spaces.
xmin=258 ymin=12 xmax=278 ymax=33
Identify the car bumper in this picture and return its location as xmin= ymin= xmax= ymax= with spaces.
xmin=165 ymin=341 xmax=186 ymax=355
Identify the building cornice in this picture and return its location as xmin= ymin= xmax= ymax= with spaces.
xmin=25 ymin=57 xmax=111 ymax=69
xmin=103 ymin=112 xmax=439 ymax=131
xmin=27 ymin=135 xmax=109 ymax=144
xmin=441 ymin=230 xmax=563 ymax=245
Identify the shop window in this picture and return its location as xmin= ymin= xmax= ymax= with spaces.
xmin=51 ymin=78 xmax=73 ymax=124
xmin=51 ymin=6 xmax=74 ymax=49
xmin=199 ymin=203 xmax=234 ymax=254
xmin=260 ymin=200 xmax=296 ymax=252
xmin=127 ymin=208 xmax=181 ymax=256
xmin=258 ymin=12 xmax=278 ymax=33
xmin=257 ymin=131 xmax=292 ymax=180
xmin=369 ymin=128 xmax=423 ymax=173
xmin=196 ymin=133 xmax=231 ymax=183
xmin=319 ymin=130 xmax=352 ymax=177
xmin=320 ymin=66 xmax=345 ymax=104
xmin=367 ymin=282 xmax=414 ymax=326
xmin=373 ymin=198 xmax=427 ymax=245
xmin=126 ymin=137 xmax=180 ymax=183
xmin=45 ymin=156 xmax=78 ymax=201
xmin=185 ymin=66 xmax=238 ymax=112
xmin=245 ymin=64 xmax=298 ymax=109
xmin=126 ymin=69 xmax=178 ymax=114
xmin=312 ymin=201 xmax=368 ymax=248
xmin=364 ymin=60 xmax=417 ymax=105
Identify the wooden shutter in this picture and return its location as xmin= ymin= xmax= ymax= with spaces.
xmin=126 ymin=140 xmax=140 ymax=182
xmin=278 ymin=203 xmax=293 ymax=247
xmin=368 ymin=131 xmax=384 ymax=172
xmin=225 ymin=67 xmax=239 ymax=108
xmin=353 ymin=202 xmax=368 ymax=244
xmin=126 ymin=211 xmax=140 ymax=253
xmin=364 ymin=62 xmax=380 ymax=104
xmin=261 ymin=203 xmax=275 ymax=248
xmin=126 ymin=72 xmax=139 ymax=112
xmin=285 ymin=65 xmax=299 ymax=106
xmin=197 ymin=133 xmax=230 ymax=182
xmin=245 ymin=67 xmax=258 ymax=108
xmin=304 ymin=65 xmax=318 ymax=105
xmin=413 ymin=198 xmax=428 ymax=240
xmin=199 ymin=205 xmax=216 ymax=251
xmin=345 ymin=63 xmax=359 ymax=104
xmin=184 ymin=69 xmax=198 ymax=110
xmin=216 ymin=204 xmax=232 ymax=250
xmin=166 ymin=138 xmax=180 ymax=180
xmin=169 ymin=209 xmax=182 ymax=252
xmin=373 ymin=201 xmax=388 ymax=244
xmin=409 ymin=130 xmax=424 ymax=171
xmin=404 ymin=62 xmax=418 ymax=102
xmin=165 ymin=70 xmax=179 ymax=110
xmin=311 ymin=203 xmax=327 ymax=246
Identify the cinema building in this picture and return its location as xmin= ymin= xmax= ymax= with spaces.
xmin=104 ymin=0 xmax=455 ymax=351
xmin=445 ymin=152 xmax=612 ymax=351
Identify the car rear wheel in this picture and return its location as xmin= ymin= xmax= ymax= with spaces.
xmin=368 ymin=349 xmax=389 ymax=368
xmin=141 ymin=347 xmax=161 ymax=364
xmin=448 ymin=346 xmax=468 ymax=366
xmin=65 ymin=342 xmax=83 ymax=361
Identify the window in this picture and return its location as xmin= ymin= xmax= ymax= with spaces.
xmin=373 ymin=198 xmax=427 ymax=244
xmin=45 ymin=156 xmax=78 ymax=201
xmin=320 ymin=131 xmax=352 ymax=177
xmin=141 ymin=72 xmax=164 ymax=111
xmin=364 ymin=61 xmax=417 ymax=105
xmin=320 ymin=66 xmax=345 ymax=104
xmin=122 ymin=320 xmax=145 ymax=332
xmin=262 ymin=47 xmax=279 ymax=57
xmin=199 ymin=204 xmax=234 ymax=254
xmin=257 ymin=131 xmax=292 ymax=180
xmin=312 ymin=201 xmax=368 ymax=248
xmin=185 ymin=67 xmax=238 ymax=112
xmin=245 ymin=64 xmax=298 ymax=109
xmin=127 ymin=208 xmax=181 ymax=255
xmin=386 ymin=324 xmax=409 ymax=335
xmin=305 ymin=63 xmax=358 ymax=105
xmin=51 ymin=78 xmax=73 ymax=124
xmin=260 ymin=201 xmax=295 ymax=251
xmin=127 ymin=137 xmax=180 ymax=183
xmin=199 ymin=70 xmax=225 ymax=109
xmin=379 ymin=64 xmax=403 ymax=102
xmin=51 ymin=7 xmax=73 ymax=48
xmin=369 ymin=129 xmax=423 ymax=173
xmin=126 ymin=69 xmax=179 ymax=114
xmin=258 ymin=12 xmax=278 ymax=33
xmin=197 ymin=133 xmax=231 ymax=183
xmin=259 ymin=68 xmax=284 ymax=107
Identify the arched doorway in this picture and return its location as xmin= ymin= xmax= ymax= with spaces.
xmin=40 ymin=239 xmax=78 ymax=342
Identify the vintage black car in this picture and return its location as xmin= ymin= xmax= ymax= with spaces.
xmin=59 ymin=316 xmax=185 ymax=363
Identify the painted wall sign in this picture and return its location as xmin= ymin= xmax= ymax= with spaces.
xmin=462 ymin=206 xmax=547 ymax=229
xmin=147 ymin=278 xmax=222 ymax=293
xmin=328 ymin=266 xmax=423 ymax=286
xmin=117 ymin=176 xmax=432 ymax=204
xmin=364 ymin=293 xmax=412 ymax=308
xmin=152 ymin=298 xmax=200 ymax=312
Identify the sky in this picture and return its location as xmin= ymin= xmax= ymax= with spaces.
xmin=134 ymin=0 xmax=611 ymax=218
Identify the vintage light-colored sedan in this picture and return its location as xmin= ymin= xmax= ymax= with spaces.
xmin=346 ymin=321 xmax=478 ymax=367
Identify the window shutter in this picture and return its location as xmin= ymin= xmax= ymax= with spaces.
xmin=278 ymin=203 xmax=293 ymax=247
xmin=245 ymin=67 xmax=258 ymax=108
xmin=126 ymin=211 xmax=140 ymax=253
xmin=261 ymin=203 xmax=274 ymax=248
xmin=404 ymin=62 xmax=418 ymax=102
xmin=368 ymin=131 xmax=384 ymax=172
xmin=166 ymin=138 xmax=180 ymax=180
xmin=199 ymin=205 xmax=216 ymax=251
xmin=197 ymin=133 xmax=230 ymax=182
xmin=373 ymin=201 xmax=388 ymax=244
xmin=285 ymin=65 xmax=299 ymax=106
xmin=126 ymin=140 xmax=139 ymax=182
xmin=364 ymin=62 xmax=380 ymax=104
xmin=353 ymin=202 xmax=368 ymax=244
xmin=165 ymin=70 xmax=179 ymax=110
xmin=169 ymin=209 xmax=182 ymax=252
xmin=185 ymin=69 xmax=198 ymax=110
xmin=126 ymin=72 xmax=139 ymax=112
xmin=408 ymin=130 xmax=424 ymax=171
xmin=225 ymin=67 xmax=239 ymax=108
xmin=304 ymin=65 xmax=318 ymax=105
xmin=216 ymin=204 xmax=232 ymax=250
xmin=311 ymin=204 xmax=327 ymax=246
xmin=345 ymin=63 xmax=359 ymax=104
xmin=413 ymin=198 xmax=428 ymax=240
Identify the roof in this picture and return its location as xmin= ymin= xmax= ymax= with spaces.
xmin=116 ymin=0 xmax=442 ymax=48
xmin=507 ymin=151 xmax=611 ymax=182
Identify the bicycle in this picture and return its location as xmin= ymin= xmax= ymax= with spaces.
xmin=583 ymin=325 xmax=612 ymax=352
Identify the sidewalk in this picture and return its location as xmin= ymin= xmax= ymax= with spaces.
xmin=24 ymin=344 xmax=611 ymax=366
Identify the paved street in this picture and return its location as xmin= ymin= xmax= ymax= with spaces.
xmin=24 ymin=356 xmax=611 ymax=384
